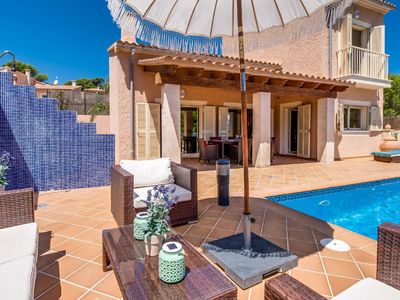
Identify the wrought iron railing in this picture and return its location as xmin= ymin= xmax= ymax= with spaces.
xmin=337 ymin=46 xmax=389 ymax=80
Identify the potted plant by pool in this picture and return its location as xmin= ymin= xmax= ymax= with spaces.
xmin=143 ymin=185 xmax=177 ymax=256
xmin=0 ymin=152 xmax=12 ymax=192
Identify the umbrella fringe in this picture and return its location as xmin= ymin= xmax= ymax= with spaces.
xmin=107 ymin=0 xmax=222 ymax=55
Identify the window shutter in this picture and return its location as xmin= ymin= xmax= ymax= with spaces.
xmin=369 ymin=106 xmax=381 ymax=132
xmin=218 ymin=106 xmax=229 ymax=137
xmin=369 ymin=26 xmax=385 ymax=53
xmin=203 ymin=106 xmax=216 ymax=141
xmin=337 ymin=103 xmax=345 ymax=132
xmin=135 ymin=103 xmax=161 ymax=160
xmin=340 ymin=14 xmax=352 ymax=49
xmin=148 ymin=103 xmax=161 ymax=159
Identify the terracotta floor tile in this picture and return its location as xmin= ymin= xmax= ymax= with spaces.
xmin=38 ymin=234 xmax=67 ymax=253
xmin=34 ymin=273 xmax=59 ymax=298
xmin=70 ymin=242 xmax=103 ymax=261
xmin=261 ymin=226 xmax=286 ymax=239
xmin=36 ymin=281 xmax=87 ymax=300
xmin=357 ymin=262 xmax=376 ymax=278
xmin=288 ymin=228 xmax=315 ymax=243
xmin=37 ymin=251 xmax=65 ymax=270
xmin=350 ymin=248 xmax=376 ymax=264
xmin=322 ymin=257 xmax=364 ymax=279
xmin=202 ymin=209 xmax=225 ymax=219
xmin=56 ymin=224 xmax=87 ymax=238
xmin=185 ymin=225 xmax=213 ymax=237
xmin=288 ymin=240 xmax=318 ymax=255
xmin=52 ymin=238 xmax=89 ymax=254
xmin=66 ymin=262 xmax=107 ymax=288
xmin=181 ymin=234 xmax=206 ymax=247
xmin=74 ymin=228 xmax=102 ymax=242
xmin=318 ymin=247 xmax=354 ymax=261
xmin=328 ymin=275 xmax=359 ymax=296
xmin=93 ymin=272 xmax=123 ymax=298
xmin=194 ymin=216 xmax=219 ymax=228
xmin=41 ymin=255 xmax=87 ymax=279
xmin=80 ymin=291 xmax=117 ymax=300
xmin=297 ymin=254 xmax=325 ymax=273
xmin=209 ymin=228 xmax=236 ymax=239
xmin=291 ymin=268 xmax=331 ymax=297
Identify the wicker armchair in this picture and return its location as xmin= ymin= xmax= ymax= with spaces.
xmin=265 ymin=222 xmax=400 ymax=300
xmin=0 ymin=188 xmax=35 ymax=229
xmin=111 ymin=162 xmax=198 ymax=227
xmin=198 ymin=138 xmax=219 ymax=163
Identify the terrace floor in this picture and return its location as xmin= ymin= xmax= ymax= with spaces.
xmin=34 ymin=157 xmax=400 ymax=299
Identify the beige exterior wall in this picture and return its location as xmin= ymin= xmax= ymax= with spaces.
xmin=109 ymin=51 xmax=132 ymax=163
xmin=335 ymin=87 xmax=383 ymax=159
xmin=77 ymin=115 xmax=111 ymax=134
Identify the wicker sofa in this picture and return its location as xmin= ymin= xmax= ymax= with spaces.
xmin=111 ymin=158 xmax=198 ymax=227
xmin=0 ymin=188 xmax=38 ymax=300
xmin=265 ymin=222 xmax=400 ymax=300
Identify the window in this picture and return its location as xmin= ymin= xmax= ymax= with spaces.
xmin=342 ymin=105 xmax=367 ymax=131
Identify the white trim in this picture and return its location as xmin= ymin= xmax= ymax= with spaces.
xmin=180 ymin=100 xmax=207 ymax=106
xmin=223 ymin=102 xmax=253 ymax=109
xmin=279 ymin=101 xmax=302 ymax=154
xmin=339 ymin=99 xmax=371 ymax=107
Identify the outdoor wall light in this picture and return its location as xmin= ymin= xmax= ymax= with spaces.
xmin=0 ymin=50 xmax=16 ymax=72
xmin=354 ymin=10 xmax=361 ymax=19
xmin=180 ymin=89 xmax=186 ymax=99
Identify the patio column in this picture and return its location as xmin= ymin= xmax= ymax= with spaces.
xmin=252 ymin=92 xmax=271 ymax=167
xmin=160 ymin=84 xmax=181 ymax=163
xmin=317 ymin=97 xmax=336 ymax=163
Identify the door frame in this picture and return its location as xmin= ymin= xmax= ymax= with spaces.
xmin=280 ymin=101 xmax=302 ymax=155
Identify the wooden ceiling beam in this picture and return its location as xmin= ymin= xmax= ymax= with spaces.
xmin=285 ymin=80 xmax=305 ymax=88
xmin=155 ymin=73 xmax=336 ymax=98
xmin=143 ymin=65 xmax=178 ymax=75
xmin=269 ymin=78 xmax=288 ymax=86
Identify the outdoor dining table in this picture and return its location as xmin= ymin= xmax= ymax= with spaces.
xmin=209 ymin=139 xmax=240 ymax=160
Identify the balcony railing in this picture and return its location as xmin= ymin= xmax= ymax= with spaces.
xmin=337 ymin=46 xmax=389 ymax=80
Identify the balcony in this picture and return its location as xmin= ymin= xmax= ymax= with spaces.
xmin=337 ymin=46 xmax=390 ymax=89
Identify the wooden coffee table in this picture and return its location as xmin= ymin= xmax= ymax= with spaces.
xmin=102 ymin=226 xmax=237 ymax=300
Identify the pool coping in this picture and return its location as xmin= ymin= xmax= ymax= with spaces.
xmin=266 ymin=176 xmax=400 ymax=203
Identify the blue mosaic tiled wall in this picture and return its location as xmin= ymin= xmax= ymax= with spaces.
xmin=0 ymin=72 xmax=115 ymax=191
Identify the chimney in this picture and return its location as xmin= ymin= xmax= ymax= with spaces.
xmin=25 ymin=69 xmax=31 ymax=85
xmin=71 ymin=80 xmax=77 ymax=87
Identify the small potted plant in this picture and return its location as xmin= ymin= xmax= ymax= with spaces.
xmin=0 ymin=152 xmax=12 ymax=192
xmin=143 ymin=185 xmax=177 ymax=256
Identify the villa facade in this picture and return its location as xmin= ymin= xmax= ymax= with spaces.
xmin=109 ymin=0 xmax=394 ymax=166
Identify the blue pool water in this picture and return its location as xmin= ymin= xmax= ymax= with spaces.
xmin=269 ymin=178 xmax=400 ymax=240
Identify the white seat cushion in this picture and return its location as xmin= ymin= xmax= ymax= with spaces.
xmin=332 ymin=278 xmax=400 ymax=300
xmin=120 ymin=158 xmax=175 ymax=188
xmin=0 ymin=223 xmax=38 ymax=265
xmin=0 ymin=255 xmax=36 ymax=300
xmin=134 ymin=184 xmax=192 ymax=209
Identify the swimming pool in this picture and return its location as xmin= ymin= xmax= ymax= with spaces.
xmin=268 ymin=178 xmax=400 ymax=240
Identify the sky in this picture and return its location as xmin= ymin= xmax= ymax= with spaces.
xmin=0 ymin=0 xmax=399 ymax=84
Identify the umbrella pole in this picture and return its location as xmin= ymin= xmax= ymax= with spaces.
xmin=237 ymin=0 xmax=252 ymax=251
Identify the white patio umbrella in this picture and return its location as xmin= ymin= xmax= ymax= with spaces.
xmin=108 ymin=0 xmax=350 ymax=251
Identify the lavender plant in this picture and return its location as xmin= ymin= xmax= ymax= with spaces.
xmin=0 ymin=152 xmax=12 ymax=186
xmin=143 ymin=185 xmax=178 ymax=237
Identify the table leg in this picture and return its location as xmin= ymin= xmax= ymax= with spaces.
xmin=102 ymin=239 xmax=112 ymax=272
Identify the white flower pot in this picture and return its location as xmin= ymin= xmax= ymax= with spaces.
xmin=144 ymin=235 xmax=164 ymax=257
xmin=0 ymin=185 xmax=5 ymax=192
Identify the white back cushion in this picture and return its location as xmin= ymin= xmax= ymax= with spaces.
xmin=120 ymin=158 xmax=175 ymax=187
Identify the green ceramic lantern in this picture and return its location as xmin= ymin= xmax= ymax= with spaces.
xmin=133 ymin=212 xmax=149 ymax=240
xmin=159 ymin=241 xmax=186 ymax=283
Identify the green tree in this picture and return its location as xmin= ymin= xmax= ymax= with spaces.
xmin=3 ymin=60 xmax=48 ymax=82
xmin=64 ymin=78 xmax=106 ymax=90
xmin=384 ymin=74 xmax=400 ymax=118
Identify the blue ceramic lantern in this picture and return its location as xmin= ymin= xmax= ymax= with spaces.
xmin=159 ymin=242 xmax=185 ymax=283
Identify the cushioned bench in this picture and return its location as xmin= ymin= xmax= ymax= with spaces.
xmin=371 ymin=150 xmax=400 ymax=163
xmin=111 ymin=158 xmax=198 ymax=226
